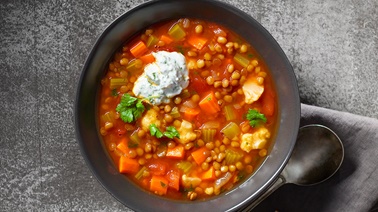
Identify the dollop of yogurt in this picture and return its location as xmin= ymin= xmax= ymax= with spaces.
xmin=132 ymin=51 xmax=189 ymax=105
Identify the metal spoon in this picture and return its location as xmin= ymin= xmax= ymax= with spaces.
xmin=240 ymin=124 xmax=344 ymax=211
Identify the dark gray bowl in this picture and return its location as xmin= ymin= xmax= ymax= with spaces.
xmin=75 ymin=0 xmax=300 ymax=211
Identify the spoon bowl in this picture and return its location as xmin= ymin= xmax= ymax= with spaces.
xmin=240 ymin=124 xmax=344 ymax=211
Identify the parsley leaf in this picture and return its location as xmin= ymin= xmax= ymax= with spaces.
xmin=116 ymin=94 xmax=145 ymax=123
xmin=149 ymin=124 xmax=180 ymax=139
xmin=150 ymin=124 xmax=164 ymax=138
xmin=246 ymin=109 xmax=267 ymax=127
xmin=163 ymin=126 xmax=180 ymax=139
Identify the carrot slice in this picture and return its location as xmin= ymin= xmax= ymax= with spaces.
xmin=119 ymin=156 xmax=140 ymax=174
xmin=140 ymin=53 xmax=155 ymax=64
xmin=166 ymin=170 xmax=181 ymax=191
xmin=150 ymin=175 xmax=169 ymax=195
xmin=187 ymin=36 xmax=208 ymax=50
xmin=201 ymin=166 xmax=216 ymax=180
xmin=182 ymin=107 xmax=200 ymax=121
xmin=198 ymin=92 xmax=220 ymax=115
xmin=191 ymin=146 xmax=210 ymax=165
xmin=160 ymin=34 xmax=173 ymax=45
xmin=130 ymin=41 xmax=148 ymax=58
xmin=166 ymin=145 xmax=185 ymax=159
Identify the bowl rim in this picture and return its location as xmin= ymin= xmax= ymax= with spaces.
xmin=75 ymin=0 xmax=301 ymax=211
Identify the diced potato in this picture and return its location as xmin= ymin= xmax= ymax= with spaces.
xmin=242 ymin=78 xmax=264 ymax=104
xmin=177 ymin=120 xmax=197 ymax=144
xmin=141 ymin=109 xmax=161 ymax=131
xmin=240 ymin=128 xmax=271 ymax=152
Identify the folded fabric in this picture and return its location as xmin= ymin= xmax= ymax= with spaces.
xmin=253 ymin=104 xmax=378 ymax=212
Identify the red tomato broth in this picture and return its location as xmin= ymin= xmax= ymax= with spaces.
xmin=98 ymin=18 xmax=278 ymax=201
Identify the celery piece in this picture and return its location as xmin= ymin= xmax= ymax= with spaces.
xmin=129 ymin=130 xmax=141 ymax=148
xmin=134 ymin=166 xmax=148 ymax=180
xmin=146 ymin=35 xmax=159 ymax=47
xmin=101 ymin=111 xmax=115 ymax=123
xmin=177 ymin=161 xmax=193 ymax=173
xmin=202 ymin=128 xmax=217 ymax=142
xmin=224 ymin=149 xmax=243 ymax=165
xmin=223 ymin=105 xmax=236 ymax=121
xmin=170 ymin=106 xmax=181 ymax=118
xmin=233 ymin=53 xmax=250 ymax=68
xmin=168 ymin=23 xmax=186 ymax=40
xmin=110 ymin=78 xmax=127 ymax=89
xmin=126 ymin=59 xmax=143 ymax=74
xmin=221 ymin=122 xmax=240 ymax=139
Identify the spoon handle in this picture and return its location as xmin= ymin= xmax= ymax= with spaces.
xmin=238 ymin=175 xmax=286 ymax=212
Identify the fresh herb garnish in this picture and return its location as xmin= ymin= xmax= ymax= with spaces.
xmin=164 ymin=126 xmax=180 ymax=139
xmin=149 ymin=124 xmax=180 ymax=139
xmin=150 ymin=124 xmax=164 ymax=138
xmin=116 ymin=94 xmax=145 ymax=123
xmin=246 ymin=109 xmax=267 ymax=127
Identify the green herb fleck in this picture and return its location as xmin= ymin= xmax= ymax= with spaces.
xmin=116 ymin=94 xmax=145 ymax=123
xmin=111 ymin=89 xmax=118 ymax=97
xmin=150 ymin=124 xmax=164 ymax=138
xmin=246 ymin=109 xmax=267 ymax=127
xmin=247 ymin=53 xmax=254 ymax=58
xmin=160 ymin=181 xmax=167 ymax=187
xmin=164 ymin=126 xmax=180 ymax=139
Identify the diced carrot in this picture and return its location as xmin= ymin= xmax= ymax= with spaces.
xmin=166 ymin=169 xmax=181 ymax=191
xmin=139 ymin=53 xmax=155 ymax=64
xmin=201 ymin=166 xmax=216 ymax=180
xmin=182 ymin=107 xmax=200 ymax=121
xmin=166 ymin=145 xmax=185 ymax=159
xmin=187 ymin=36 xmax=208 ymax=50
xmin=116 ymin=138 xmax=129 ymax=154
xmin=130 ymin=41 xmax=148 ymax=58
xmin=198 ymin=92 xmax=221 ymax=115
xmin=119 ymin=156 xmax=140 ymax=174
xmin=160 ymin=34 xmax=173 ymax=45
xmin=148 ymin=161 xmax=168 ymax=176
xmin=191 ymin=146 xmax=210 ymax=165
xmin=150 ymin=175 xmax=169 ymax=195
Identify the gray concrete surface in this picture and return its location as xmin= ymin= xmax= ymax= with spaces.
xmin=1 ymin=0 xmax=377 ymax=211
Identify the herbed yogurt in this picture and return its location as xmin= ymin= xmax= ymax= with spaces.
xmin=132 ymin=51 xmax=189 ymax=105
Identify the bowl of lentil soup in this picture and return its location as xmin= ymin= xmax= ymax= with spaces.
xmin=75 ymin=0 xmax=300 ymax=211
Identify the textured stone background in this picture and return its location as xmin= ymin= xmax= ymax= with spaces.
xmin=1 ymin=0 xmax=377 ymax=211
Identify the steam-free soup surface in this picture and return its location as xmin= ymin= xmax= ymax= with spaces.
xmin=98 ymin=18 xmax=277 ymax=200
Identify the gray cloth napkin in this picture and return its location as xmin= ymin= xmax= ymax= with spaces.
xmin=253 ymin=104 xmax=378 ymax=212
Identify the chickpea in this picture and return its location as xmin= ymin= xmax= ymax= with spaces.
xmin=231 ymin=79 xmax=239 ymax=87
xmin=231 ymin=141 xmax=240 ymax=147
xmin=201 ymin=70 xmax=210 ymax=78
xmin=225 ymin=42 xmax=234 ymax=48
xmin=197 ymin=139 xmax=205 ymax=147
xmin=128 ymin=149 xmax=137 ymax=158
xmin=214 ymin=44 xmax=223 ymax=53
xmin=214 ymin=81 xmax=222 ymax=88
xmin=223 ymin=95 xmax=233 ymax=103
xmin=259 ymin=149 xmax=268 ymax=157
xmin=173 ymin=120 xmax=181 ymax=128
xmin=254 ymin=66 xmax=261 ymax=73
xmin=236 ymin=161 xmax=244 ymax=170
xmin=206 ymin=76 xmax=214 ymax=85
xmin=104 ymin=122 xmax=113 ymax=130
xmin=217 ymin=36 xmax=227 ymax=44
xmin=220 ymin=166 xmax=229 ymax=173
xmin=145 ymin=143 xmax=152 ymax=153
xmin=189 ymin=94 xmax=199 ymax=103
xmin=185 ymin=142 xmax=195 ymax=150
xmin=215 ymin=170 xmax=222 ymax=178
xmin=258 ymin=71 xmax=267 ymax=78
xmin=205 ymin=187 xmax=214 ymax=195
xmin=136 ymin=147 xmax=144 ymax=156
xmin=251 ymin=59 xmax=259 ymax=67
xmin=138 ymin=158 xmax=146 ymax=165
xmin=187 ymin=51 xmax=197 ymax=57
xmin=187 ymin=191 xmax=197 ymax=200
xmin=164 ymin=114 xmax=173 ymax=123
xmin=214 ymin=91 xmax=222 ymax=99
xmin=164 ymin=105 xmax=172 ymax=113
xmin=195 ymin=24 xmax=203 ymax=34
xmin=227 ymin=64 xmax=234 ymax=73
xmin=222 ymin=137 xmax=230 ymax=145
xmin=167 ymin=141 xmax=176 ymax=149
xmin=206 ymin=142 xmax=215 ymax=150
xmin=244 ymin=155 xmax=252 ymax=164
xmin=240 ymin=44 xmax=248 ymax=53
xmin=204 ymin=52 xmax=212 ymax=60
xmin=222 ymin=79 xmax=229 ymax=88
xmin=197 ymin=59 xmax=205 ymax=69
xmin=216 ymin=153 xmax=226 ymax=162
xmin=201 ymin=162 xmax=210 ymax=170
xmin=231 ymin=71 xmax=241 ymax=80
xmin=213 ymin=161 xmax=221 ymax=170
xmin=246 ymin=165 xmax=253 ymax=173
xmin=174 ymin=97 xmax=182 ymax=104
xmin=109 ymin=142 xmax=116 ymax=151
xmin=229 ymin=165 xmax=236 ymax=172
xmin=257 ymin=77 xmax=264 ymax=85
xmin=120 ymin=58 xmax=129 ymax=66
xmin=137 ymin=129 xmax=146 ymax=138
